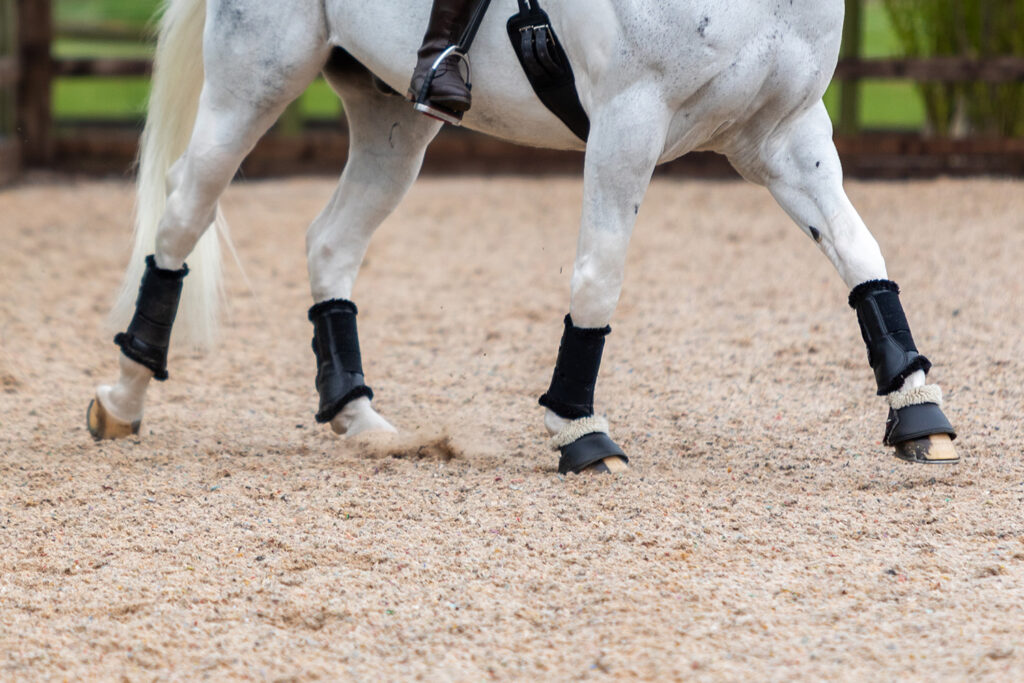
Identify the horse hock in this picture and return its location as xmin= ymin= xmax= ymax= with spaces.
xmin=540 ymin=315 xmax=629 ymax=474
xmin=309 ymin=299 xmax=374 ymax=427
xmin=849 ymin=279 xmax=958 ymax=464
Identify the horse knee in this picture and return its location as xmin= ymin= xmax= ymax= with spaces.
xmin=829 ymin=222 xmax=887 ymax=287
xmin=570 ymin=261 xmax=623 ymax=328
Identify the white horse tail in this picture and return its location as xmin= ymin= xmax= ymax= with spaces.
xmin=109 ymin=0 xmax=224 ymax=350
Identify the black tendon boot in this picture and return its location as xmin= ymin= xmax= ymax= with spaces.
xmin=114 ymin=255 xmax=188 ymax=381
xmin=408 ymin=0 xmax=478 ymax=122
xmin=849 ymin=280 xmax=957 ymax=464
xmin=540 ymin=315 xmax=628 ymax=475
xmin=309 ymin=299 xmax=374 ymax=425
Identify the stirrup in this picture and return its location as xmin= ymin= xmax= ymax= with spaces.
xmin=412 ymin=45 xmax=471 ymax=126
xmin=413 ymin=101 xmax=465 ymax=126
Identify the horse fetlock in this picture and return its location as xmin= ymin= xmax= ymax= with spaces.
xmin=544 ymin=409 xmax=571 ymax=436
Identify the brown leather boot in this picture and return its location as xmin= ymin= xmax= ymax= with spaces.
xmin=408 ymin=0 xmax=477 ymax=118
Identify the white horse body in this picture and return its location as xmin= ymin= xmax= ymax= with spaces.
xmin=94 ymin=0 xmax=954 ymax=465
xmin=332 ymin=0 xmax=843 ymax=162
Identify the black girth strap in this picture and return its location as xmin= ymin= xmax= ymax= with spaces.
xmin=507 ymin=0 xmax=590 ymax=142
xmin=539 ymin=315 xmax=610 ymax=419
xmin=849 ymin=280 xmax=932 ymax=396
xmin=114 ymin=255 xmax=188 ymax=381
xmin=309 ymin=299 xmax=374 ymax=424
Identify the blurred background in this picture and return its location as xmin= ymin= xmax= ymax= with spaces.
xmin=1 ymin=0 xmax=1022 ymax=184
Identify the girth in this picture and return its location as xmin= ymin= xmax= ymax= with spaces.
xmin=507 ymin=0 xmax=590 ymax=141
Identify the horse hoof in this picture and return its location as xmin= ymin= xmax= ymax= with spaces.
xmin=582 ymin=456 xmax=630 ymax=475
xmin=330 ymin=397 xmax=397 ymax=436
xmin=893 ymin=434 xmax=959 ymax=465
xmin=87 ymin=396 xmax=140 ymax=440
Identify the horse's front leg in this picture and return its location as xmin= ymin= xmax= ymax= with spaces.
xmin=540 ymin=88 xmax=672 ymax=474
xmin=732 ymin=101 xmax=957 ymax=464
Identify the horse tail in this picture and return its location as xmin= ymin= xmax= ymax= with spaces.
xmin=109 ymin=0 xmax=225 ymax=350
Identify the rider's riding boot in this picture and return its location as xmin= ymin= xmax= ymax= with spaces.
xmin=408 ymin=0 xmax=476 ymax=119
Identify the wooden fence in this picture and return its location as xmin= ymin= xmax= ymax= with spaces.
xmin=0 ymin=0 xmax=18 ymax=185
xmin=3 ymin=0 xmax=1024 ymax=185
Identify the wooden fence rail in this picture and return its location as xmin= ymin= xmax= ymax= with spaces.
xmin=3 ymin=0 xmax=1023 ymax=185
xmin=836 ymin=56 xmax=1024 ymax=83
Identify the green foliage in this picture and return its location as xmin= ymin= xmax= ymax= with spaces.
xmin=55 ymin=0 xmax=161 ymax=28
xmin=52 ymin=0 xmax=342 ymax=122
xmin=883 ymin=0 xmax=1024 ymax=136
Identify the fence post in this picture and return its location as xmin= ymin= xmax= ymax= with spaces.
xmin=0 ymin=0 xmax=19 ymax=184
xmin=838 ymin=0 xmax=863 ymax=137
xmin=16 ymin=0 xmax=53 ymax=166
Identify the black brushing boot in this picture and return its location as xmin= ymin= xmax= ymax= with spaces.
xmin=114 ymin=255 xmax=188 ymax=382
xmin=309 ymin=299 xmax=374 ymax=425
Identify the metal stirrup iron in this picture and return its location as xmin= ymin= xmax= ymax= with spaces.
xmin=413 ymin=46 xmax=474 ymax=125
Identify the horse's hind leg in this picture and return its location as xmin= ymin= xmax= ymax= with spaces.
xmin=304 ymin=51 xmax=442 ymax=437
xmin=540 ymin=87 xmax=673 ymax=474
xmin=90 ymin=3 xmax=329 ymax=438
xmin=730 ymin=102 xmax=957 ymax=464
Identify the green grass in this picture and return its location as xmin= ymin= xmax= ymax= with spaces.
xmin=54 ymin=0 xmax=161 ymax=29
xmin=52 ymin=0 xmax=925 ymax=130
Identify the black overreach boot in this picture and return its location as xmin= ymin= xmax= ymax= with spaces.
xmin=114 ymin=255 xmax=188 ymax=381
xmin=408 ymin=0 xmax=480 ymax=123
xmin=309 ymin=299 xmax=374 ymax=424
xmin=849 ymin=280 xmax=957 ymax=463
xmin=540 ymin=315 xmax=628 ymax=475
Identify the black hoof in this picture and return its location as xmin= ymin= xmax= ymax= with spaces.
xmin=558 ymin=432 xmax=628 ymax=475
